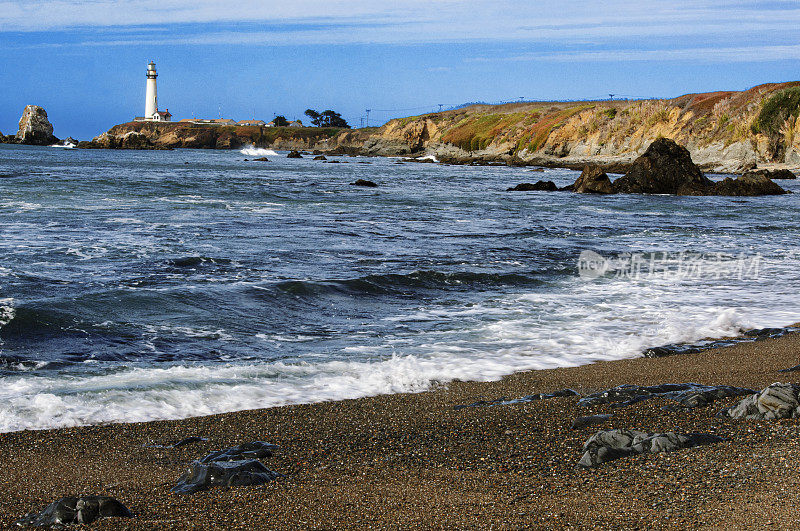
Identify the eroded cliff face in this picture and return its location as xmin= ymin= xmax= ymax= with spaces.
xmin=350 ymin=82 xmax=800 ymax=171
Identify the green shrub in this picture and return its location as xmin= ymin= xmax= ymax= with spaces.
xmin=602 ymin=108 xmax=617 ymax=119
xmin=755 ymin=87 xmax=800 ymax=136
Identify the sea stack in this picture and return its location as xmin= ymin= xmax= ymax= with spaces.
xmin=16 ymin=105 xmax=58 ymax=145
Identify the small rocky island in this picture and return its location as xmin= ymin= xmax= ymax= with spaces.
xmin=1 ymin=105 xmax=60 ymax=146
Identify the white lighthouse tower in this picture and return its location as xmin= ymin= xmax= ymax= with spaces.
xmin=145 ymin=61 xmax=158 ymax=119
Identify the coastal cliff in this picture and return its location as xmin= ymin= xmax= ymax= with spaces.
xmin=356 ymin=81 xmax=800 ymax=172
xmin=78 ymin=121 xmax=362 ymax=151
xmin=83 ymin=82 xmax=800 ymax=171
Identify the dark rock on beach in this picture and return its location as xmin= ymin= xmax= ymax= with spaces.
xmin=612 ymin=138 xmax=714 ymax=195
xmin=578 ymin=383 xmax=755 ymax=409
xmin=173 ymin=441 xmax=282 ymax=494
xmin=16 ymin=496 xmax=132 ymax=527
xmin=287 ymin=150 xmax=303 ymax=158
xmin=350 ymin=179 xmax=378 ymax=187
xmin=643 ymin=326 xmax=798 ymax=358
xmin=577 ymin=429 xmax=723 ymax=468
xmin=506 ymin=180 xmax=558 ymax=192
xmin=198 ymin=441 xmax=277 ymax=463
xmin=454 ymin=388 xmax=579 ymax=409
xmin=573 ymin=165 xmax=614 ymax=194
xmin=173 ymin=459 xmax=283 ymax=495
xmin=720 ymin=382 xmax=800 ymax=419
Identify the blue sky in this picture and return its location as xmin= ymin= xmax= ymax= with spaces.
xmin=1 ymin=0 xmax=799 ymax=139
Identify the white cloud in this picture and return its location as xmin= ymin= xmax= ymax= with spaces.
xmin=1 ymin=0 xmax=800 ymax=53
xmin=471 ymin=44 xmax=800 ymax=64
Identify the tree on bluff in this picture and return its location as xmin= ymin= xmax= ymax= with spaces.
xmin=273 ymin=115 xmax=289 ymax=127
xmin=304 ymin=109 xmax=350 ymax=128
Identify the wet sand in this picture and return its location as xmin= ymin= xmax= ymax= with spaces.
xmin=1 ymin=332 xmax=799 ymax=529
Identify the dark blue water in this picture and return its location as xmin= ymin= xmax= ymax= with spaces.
xmin=1 ymin=143 xmax=799 ymax=431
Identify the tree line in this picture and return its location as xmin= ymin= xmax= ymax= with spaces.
xmin=271 ymin=110 xmax=350 ymax=128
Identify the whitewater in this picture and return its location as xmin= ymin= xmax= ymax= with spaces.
xmin=0 ymin=144 xmax=798 ymax=432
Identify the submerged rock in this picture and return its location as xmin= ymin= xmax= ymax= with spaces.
xmin=720 ymin=382 xmax=800 ymax=420
xmin=578 ymin=383 xmax=755 ymax=409
xmin=350 ymin=179 xmax=378 ymax=187
xmin=506 ymin=180 xmax=558 ymax=192
xmin=612 ymin=138 xmax=714 ymax=195
xmin=577 ymin=429 xmax=723 ymax=468
xmin=253 ymin=157 xmax=269 ymax=162
xmin=287 ymin=150 xmax=303 ymax=158
xmin=454 ymin=388 xmax=579 ymax=409
xmin=15 ymin=105 xmax=58 ymax=146
xmin=573 ymin=165 xmax=614 ymax=194
xmin=314 ymin=155 xmax=327 ymax=160
xmin=16 ymin=496 xmax=132 ymax=526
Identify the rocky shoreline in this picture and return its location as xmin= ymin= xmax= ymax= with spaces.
xmin=2 ymin=327 xmax=800 ymax=528
xmin=58 ymin=81 xmax=800 ymax=177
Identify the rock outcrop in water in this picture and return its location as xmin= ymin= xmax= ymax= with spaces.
xmin=350 ymin=179 xmax=378 ymax=187
xmin=611 ymin=138 xmax=715 ymax=195
xmin=506 ymin=181 xmax=558 ymax=191
xmin=712 ymin=170 xmax=789 ymax=196
xmin=15 ymin=105 xmax=59 ymax=146
xmin=573 ymin=165 xmax=614 ymax=194
xmin=577 ymin=429 xmax=723 ymax=468
xmin=16 ymin=496 xmax=132 ymax=526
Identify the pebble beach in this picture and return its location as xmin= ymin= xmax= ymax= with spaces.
xmin=1 ymin=330 xmax=799 ymax=529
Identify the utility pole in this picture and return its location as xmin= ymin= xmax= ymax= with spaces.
xmin=365 ymin=109 xmax=371 ymax=127
xmin=360 ymin=116 xmax=364 ymax=128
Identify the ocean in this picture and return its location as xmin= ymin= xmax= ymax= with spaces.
xmin=1 ymin=143 xmax=799 ymax=432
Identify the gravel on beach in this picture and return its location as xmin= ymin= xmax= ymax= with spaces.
xmin=1 ymin=332 xmax=800 ymax=529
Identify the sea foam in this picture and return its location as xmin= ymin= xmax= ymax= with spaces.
xmin=240 ymin=146 xmax=278 ymax=157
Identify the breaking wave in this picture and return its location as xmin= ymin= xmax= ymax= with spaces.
xmin=240 ymin=146 xmax=278 ymax=157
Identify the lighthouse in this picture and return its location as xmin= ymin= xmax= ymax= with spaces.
xmin=145 ymin=61 xmax=158 ymax=119
xmin=137 ymin=62 xmax=171 ymax=122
